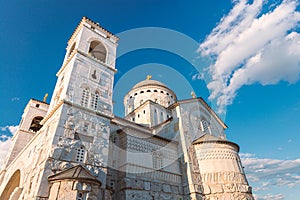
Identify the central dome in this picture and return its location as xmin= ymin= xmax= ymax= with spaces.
xmin=124 ymin=77 xmax=177 ymax=116
xmin=132 ymin=79 xmax=168 ymax=90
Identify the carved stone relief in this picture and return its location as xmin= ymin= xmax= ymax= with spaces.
xmin=188 ymin=146 xmax=200 ymax=173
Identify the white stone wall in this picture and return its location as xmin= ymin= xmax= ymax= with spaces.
xmin=118 ymin=129 xmax=180 ymax=175
xmin=192 ymin=142 xmax=253 ymax=199
xmin=195 ymin=142 xmax=242 ymax=173
xmin=125 ymin=101 xmax=172 ymax=127
xmin=3 ymin=99 xmax=49 ymax=168
xmin=0 ymin=105 xmax=60 ymax=199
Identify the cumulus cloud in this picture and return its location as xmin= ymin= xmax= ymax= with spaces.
xmin=254 ymin=193 xmax=285 ymax=200
xmin=240 ymin=153 xmax=300 ymax=198
xmin=197 ymin=0 xmax=300 ymax=112
xmin=0 ymin=125 xmax=19 ymax=136
xmin=0 ymin=125 xmax=18 ymax=169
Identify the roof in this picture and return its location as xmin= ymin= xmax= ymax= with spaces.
xmin=30 ymin=98 xmax=49 ymax=105
xmin=169 ymin=97 xmax=227 ymax=129
xmin=68 ymin=16 xmax=119 ymax=45
xmin=193 ymin=134 xmax=224 ymax=143
xmin=132 ymin=79 xmax=169 ymax=90
xmin=48 ymin=165 xmax=101 ymax=185
xmin=192 ymin=134 xmax=240 ymax=151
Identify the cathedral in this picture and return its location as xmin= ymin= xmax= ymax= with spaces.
xmin=0 ymin=17 xmax=254 ymax=200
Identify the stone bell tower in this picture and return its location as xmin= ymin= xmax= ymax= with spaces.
xmin=41 ymin=17 xmax=119 ymax=199
xmin=0 ymin=17 xmax=119 ymax=200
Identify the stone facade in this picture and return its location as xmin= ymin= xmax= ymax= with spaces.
xmin=0 ymin=17 xmax=254 ymax=200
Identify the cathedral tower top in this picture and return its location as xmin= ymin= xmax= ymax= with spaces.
xmin=124 ymin=78 xmax=177 ymax=115
xmin=123 ymin=78 xmax=177 ymax=126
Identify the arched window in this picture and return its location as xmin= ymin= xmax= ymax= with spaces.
xmin=76 ymin=146 xmax=85 ymax=163
xmin=68 ymin=42 xmax=76 ymax=58
xmin=88 ymin=40 xmax=107 ymax=62
xmin=77 ymin=192 xmax=84 ymax=200
xmin=29 ymin=116 xmax=43 ymax=132
xmin=200 ymin=119 xmax=211 ymax=134
xmin=80 ymin=87 xmax=90 ymax=107
xmin=91 ymin=91 xmax=99 ymax=110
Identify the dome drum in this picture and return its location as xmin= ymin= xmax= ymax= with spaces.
xmin=124 ymin=79 xmax=177 ymax=115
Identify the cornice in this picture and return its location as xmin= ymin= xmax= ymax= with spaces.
xmin=68 ymin=16 xmax=119 ymax=46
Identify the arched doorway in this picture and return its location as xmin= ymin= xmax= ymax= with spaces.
xmin=0 ymin=170 xmax=22 ymax=200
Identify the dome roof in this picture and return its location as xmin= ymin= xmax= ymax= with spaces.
xmin=132 ymin=79 xmax=168 ymax=90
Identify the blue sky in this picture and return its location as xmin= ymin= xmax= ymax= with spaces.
xmin=0 ymin=0 xmax=300 ymax=199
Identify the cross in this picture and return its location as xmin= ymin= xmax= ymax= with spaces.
xmin=191 ymin=91 xmax=196 ymax=98
xmin=146 ymin=75 xmax=152 ymax=80
xmin=43 ymin=93 xmax=49 ymax=102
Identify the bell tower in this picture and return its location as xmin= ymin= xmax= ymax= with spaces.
xmin=47 ymin=16 xmax=118 ymax=115
xmin=26 ymin=17 xmax=119 ymax=199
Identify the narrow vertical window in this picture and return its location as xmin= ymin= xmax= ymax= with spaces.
xmin=200 ymin=119 xmax=211 ymax=134
xmin=76 ymin=146 xmax=85 ymax=163
xmin=80 ymin=87 xmax=89 ymax=107
xmin=91 ymin=91 xmax=99 ymax=110
xmin=68 ymin=42 xmax=76 ymax=58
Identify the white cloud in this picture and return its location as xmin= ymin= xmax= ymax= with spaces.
xmin=0 ymin=138 xmax=13 ymax=170
xmin=240 ymin=153 xmax=300 ymax=198
xmin=0 ymin=125 xmax=19 ymax=136
xmin=198 ymin=0 xmax=300 ymax=113
xmin=254 ymin=193 xmax=285 ymax=200
xmin=0 ymin=125 xmax=18 ymax=169
xmin=11 ymin=97 xmax=20 ymax=102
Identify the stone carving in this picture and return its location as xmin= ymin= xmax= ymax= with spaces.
xmin=99 ymin=101 xmax=111 ymax=111
xmin=144 ymin=181 xmax=151 ymax=190
xmin=49 ymin=159 xmax=73 ymax=173
xmin=104 ymin=190 xmax=113 ymax=200
xmin=205 ymin=192 xmax=254 ymax=200
xmin=171 ymin=185 xmax=179 ymax=194
xmin=196 ymin=149 xmax=237 ymax=161
xmin=159 ymin=193 xmax=174 ymax=200
xmin=64 ymin=107 xmax=110 ymax=141
xmin=223 ymin=183 xmax=236 ymax=193
xmin=237 ymin=184 xmax=250 ymax=193
xmin=151 ymin=182 xmax=162 ymax=192
xmin=86 ymin=165 xmax=101 ymax=178
xmin=65 ymin=88 xmax=74 ymax=102
xmin=162 ymin=184 xmax=172 ymax=193
xmin=210 ymin=184 xmax=223 ymax=194
xmin=64 ymin=116 xmax=76 ymax=138
xmin=200 ymin=172 xmax=247 ymax=184
xmin=203 ymin=184 xmax=211 ymax=195
xmin=188 ymin=146 xmax=200 ymax=173
xmin=126 ymin=190 xmax=149 ymax=200
xmin=131 ymin=179 xmax=144 ymax=190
